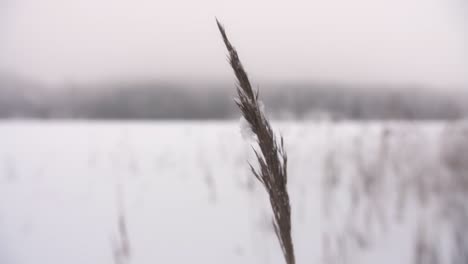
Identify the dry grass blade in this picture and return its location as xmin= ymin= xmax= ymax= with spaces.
xmin=112 ymin=183 xmax=131 ymax=264
xmin=216 ymin=19 xmax=295 ymax=264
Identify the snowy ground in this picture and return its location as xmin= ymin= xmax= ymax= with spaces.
xmin=0 ymin=121 xmax=466 ymax=264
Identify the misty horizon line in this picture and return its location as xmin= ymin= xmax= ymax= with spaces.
xmin=1 ymin=70 xmax=465 ymax=93
xmin=1 ymin=70 xmax=467 ymax=121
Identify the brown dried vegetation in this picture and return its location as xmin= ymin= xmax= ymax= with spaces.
xmin=216 ymin=19 xmax=295 ymax=264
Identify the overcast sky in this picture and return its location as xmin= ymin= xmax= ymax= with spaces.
xmin=1 ymin=0 xmax=467 ymax=88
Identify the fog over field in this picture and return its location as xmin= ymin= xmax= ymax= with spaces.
xmin=1 ymin=76 xmax=468 ymax=120
xmin=1 ymin=1 xmax=467 ymax=121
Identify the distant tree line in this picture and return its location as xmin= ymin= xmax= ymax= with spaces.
xmin=0 ymin=74 xmax=467 ymax=120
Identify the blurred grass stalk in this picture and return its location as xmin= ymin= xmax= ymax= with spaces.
xmin=216 ymin=19 xmax=296 ymax=264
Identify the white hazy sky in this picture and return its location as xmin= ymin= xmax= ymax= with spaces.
xmin=1 ymin=0 xmax=467 ymax=88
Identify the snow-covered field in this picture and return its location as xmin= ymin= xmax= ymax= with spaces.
xmin=0 ymin=121 xmax=467 ymax=264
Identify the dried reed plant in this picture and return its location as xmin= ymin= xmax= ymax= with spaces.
xmin=112 ymin=183 xmax=131 ymax=264
xmin=216 ymin=19 xmax=295 ymax=264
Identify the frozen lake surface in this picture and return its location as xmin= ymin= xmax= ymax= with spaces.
xmin=0 ymin=121 xmax=466 ymax=264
